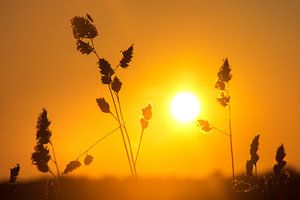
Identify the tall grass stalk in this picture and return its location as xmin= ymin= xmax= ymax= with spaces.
xmin=69 ymin=14 xmax=151 ymax=178
xmin=197 ymin=58 xmax=235 ymax=182
xmin=228 ymin=100 xmax=235 ymax=180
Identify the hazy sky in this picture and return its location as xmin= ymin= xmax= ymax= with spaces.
xmin=0 ymin=0 xmax=299 ymax=180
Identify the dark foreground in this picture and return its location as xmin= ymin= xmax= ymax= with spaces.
xmin=1 ymin=171 xmax=300 ymax=200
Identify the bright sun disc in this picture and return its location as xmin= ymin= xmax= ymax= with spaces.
xmin=170 ymin=92 xmax=201 ymax=123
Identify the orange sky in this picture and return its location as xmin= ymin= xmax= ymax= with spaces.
xmin=0 ymin=0 xmax=299 ymax=180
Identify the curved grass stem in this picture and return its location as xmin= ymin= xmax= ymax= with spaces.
xmin=75 ymin=126 xmax=120 ymax=160
xmin=135 ymin=129 xmax=144 ymax=166
xmin=212 ymin=127 xmax=230 ymax=137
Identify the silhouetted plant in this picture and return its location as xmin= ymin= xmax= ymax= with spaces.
xmin=9 ymin=164 xmax=20 ymax=184
xmin=7 ymin=164 xmax=20 ymax=198
xmin=66 ymin=14 xmax=152 ymax=179
xmin=261 ymin=144 xmax=289 ymax=199
xmin=234 ymin=135 xmax=260 ymax=193
xmin=31 ymin=109 xmax=61 ymax=199
xmin=234 ymin=136 xmax=289 ymax=200
xmin=250 ymin=134 xmax=260 ymax=176
xmin=268 ymin=144 xmax=289 ymax=199
xmin=135 ymin=103 xmax=152 ymax=165
xmin=31 ymin=109 xmax=60 ymax=178
xmin=63 ymin=160 xmax=81 ymax=175
xmin=197 ymin=58 xmax=235 ymax=181
xmin=274 ymin=144 xmax=287 ymax=178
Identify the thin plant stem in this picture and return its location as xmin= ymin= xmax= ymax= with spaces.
xmin=114 ymin=64 xmax=120 ymax=71
xmin=75 ymin=126 xmax=120 ymax=160
xmin=228 ymin=104 xmax=235 ymax=181
xmin=135 ymin=129 xmax=144 ymax=165
xmin=90 ymin=40 xmax=135 ymax=178
xmin=116 ymin=94 xmax=138 ymax=175
xmin=49 ymin=141 xmax=61 ymax=179
xmin=212 ymin=126 xmax=230 ymax=137
xmin=109 ymin=112 xmax=125 ymax=128
xmin=91 ymin=39 xmax=100 ymax=59
xmin=226 ymin=82 xmax=235 ymax=182
xmin=108 ymin=85 xmax=135 ymax=178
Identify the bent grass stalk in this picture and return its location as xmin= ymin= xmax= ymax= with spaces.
xmin=75 ymin=126 xmax=120 ymax=160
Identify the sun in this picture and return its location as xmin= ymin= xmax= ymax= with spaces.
xmin=170 ymin=92 xmax=201 ymax=123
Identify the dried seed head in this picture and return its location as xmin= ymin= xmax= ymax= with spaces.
xmin=63 ymin=160 xmax=81 ymax=175
xmin=84 ymin=155 xmax=94 ymax=166
xmin=111 ymin=76 xmax=122 ymax=93
xmin=215 ymin=78 xmax=225 ymax=90
xmin=216 ymin=91 xmax=230 ymax=107
xmin=9 ymin=164 xmax=20 ymax=184
xmin=197 ymin=119 xmax=212 ymax=133
xmin=142 ymin=103 xmax=152 ymax=121
xmin=273 ymin=144 xmax=287 ymax=177
xmin=217 ymin=58 xmax=232 ymax=83
xmin=32 ymin=109 xmax=53 ymax=173
xmin=250 ymin=134 xmax=260 ymax=165
xmin=96 ymin=98 xmax=110 ymax=113
xmin=98 ymin=58 xmax=114 ymax=84
xmin=120 ymin=45 xmax=134 ymax=68
xmin=31 ymin=144 xmax=51 ymax=173
xmin=70 ymin=16 xmax=98 ymax=39
xmin=36 ymin=109 xmax=52 ymax=145
xmin=76 ymin=39 xmax=94 ymax=55
xmin=140 ymin=118 xmax=149 ymax=130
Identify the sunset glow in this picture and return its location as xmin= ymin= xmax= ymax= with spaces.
xmin=0 ymin=1 xmax=300 ymax=186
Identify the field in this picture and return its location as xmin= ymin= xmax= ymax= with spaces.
xmin=2 ymin=170 xmax=300 ymax=200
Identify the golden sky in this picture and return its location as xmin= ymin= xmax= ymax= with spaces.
xmin=0 ymin=0 xmax=300 ymax=180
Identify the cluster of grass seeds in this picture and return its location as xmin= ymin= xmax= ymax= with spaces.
xmin=196 ymin=60 xmax=290 ymax=199
xmin=234 ymin=135 xmax=289 ymax=200
xmin=197 ymin=58 xmax=235 ymax=181
xmin=31 ymin=109 xmax=61 ymax=199
xmin=9 ymin=164 xmax=20 ymax=185
xmin=5 ymin=164 xmax=20 ymax=199
xmin=25 ymin=15 xmax=152 ymax=200
xmin=63 ymin=14 xmax=152 ymax=179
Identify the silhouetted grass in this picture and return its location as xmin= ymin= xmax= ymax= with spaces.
xmin=197 ymin=58 xmax=235 ymax=181
xmin=67 ymin=14 xmax=152 ymax=179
